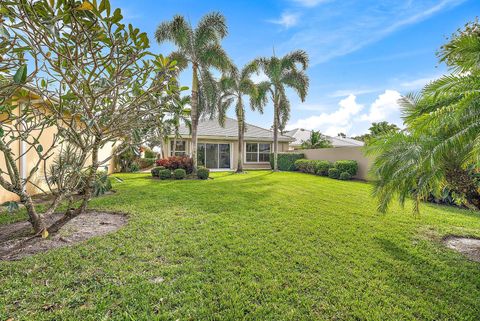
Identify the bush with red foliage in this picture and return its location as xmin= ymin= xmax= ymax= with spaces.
xmin=156 ymin=156 xmax=193 ymax=174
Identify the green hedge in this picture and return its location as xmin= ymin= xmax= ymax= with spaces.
xmin=197 ymin=167 xmax=210 ymax=180
xmin=334 ymin=160 xmax=358 ymax=176
xmin=328 ymin=168 xmax=340 ymax=179
xmin=270 ymin=153 xmax=304 ymax=171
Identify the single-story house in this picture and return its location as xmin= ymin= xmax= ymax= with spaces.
xmin=0 ymin=88 xmax=116 ymax=204
xmin=166 ymin=117 xmax=293 ymax=170
xmin=285 ymin=128 xmax=364 ymax=150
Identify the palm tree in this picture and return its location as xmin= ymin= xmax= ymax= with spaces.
xmin=169 ymin=95 xmax=191 ymax=155
xmin=301 ymin=130 xmax=332 ymax=149
xmin=254 ymin=50 xmax=309 ymax=171
xmin=155 ymin=13 xmax=232 ymax=171
xmin=217 ymin=63 xmax=267 ymax=173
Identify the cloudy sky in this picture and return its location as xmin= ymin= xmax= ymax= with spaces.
xmin=112 ymin=0 xmax=479 ymax=136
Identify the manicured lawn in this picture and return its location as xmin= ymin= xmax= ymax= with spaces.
xmin=1 ymin=171 xmax=480 ymax=320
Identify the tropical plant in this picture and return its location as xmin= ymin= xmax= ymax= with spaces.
xmin=155 ymin=13 xmax=232 ymax=172
xmin=301 ymin=130 xmax=332 ymax=149
xmin=169 ymin=95 xmax=191 ymax=155
xmin=366 ymin=20 xmax=480 ymax=213
xmin=254 ymin=50 xmax=310 ymax=171
xmin=353 ymin=121 xmax=400 ymax=142
xmin=218 ymin=63 xmax=267 ymax=172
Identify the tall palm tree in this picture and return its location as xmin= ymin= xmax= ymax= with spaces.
xmin=254 ymin=50 xmax=309 ymax=171
xmin=155 ymin=13 xmax=232 ymax=171
xmin=217 ymin=63 xmax=267 ymax=173
xmin=169 ymin=95 xmax=191 ymax=155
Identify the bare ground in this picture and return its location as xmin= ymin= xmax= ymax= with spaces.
xmin=0 ymin=211 xmax=127 ymax=261
xmin=444 ymin=236 xmax=480 ymax=263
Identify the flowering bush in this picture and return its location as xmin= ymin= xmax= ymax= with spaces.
xmin=156 ymin=156 xmax=194 ymax=174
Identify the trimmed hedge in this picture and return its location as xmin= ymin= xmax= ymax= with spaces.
xmin=270 ymin=153 xmax=304 ymax=171
xmin=197 ymin=167 xmax=210 ymax=180
xmin=334 ymin=160 xmax=358 ymax=176
xmin=158 ymin=169 xmax=171 ymax=180
xmin=313 ymin=160 xmax=333 ymax=176
xmin=174 ymin=168 xmax=186 ymax=180
xmin=295 ymin=159 xmax=333 ymax=176
xmin=339 ymin=171 xmax=352 ymax=180
xmin=328 ymin=168 xmax=340 ymax=179
xmin=151 ymin=166 xmax=165 ymax=177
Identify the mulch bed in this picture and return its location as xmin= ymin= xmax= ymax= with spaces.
xmin=0 ymin=211 xmax=127 ymax=261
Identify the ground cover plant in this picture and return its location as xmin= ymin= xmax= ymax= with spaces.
xmin=1 ymin=171 xmax=479 ymax=320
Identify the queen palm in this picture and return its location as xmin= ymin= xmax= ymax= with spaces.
xmin=301 ymin=130 xmax=332 ymax=149
xmin=155 ymin=13 xmax=232 ymax=171
xmin=254 ymin=50 xmax=309 ymax=171
xmin=217 ymin=63 xmax=267 ymax=173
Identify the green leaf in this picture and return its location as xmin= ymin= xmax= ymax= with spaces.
xmin=36 ymin=144 xmax=43 ymax=153
xmin=0 ymin=127 xmax=3 ymax=137
xmin=111 ymin=8 xmax=122 ymax=23
xmin=13 ymin=65 xmax=27 ymax=84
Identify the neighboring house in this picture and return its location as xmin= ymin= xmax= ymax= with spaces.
xmin=165 ymin=117 xmax=293 ymax=170
xmin=0 ymin=88 xmax=116 ymax=204
xmin=285 ymin=128 xmax=364 ymax=150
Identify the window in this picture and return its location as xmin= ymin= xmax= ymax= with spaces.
xmin=170 ymin=140 xmax=186 ymax=156
xmin=245 ymin=143 xmax=271 ymax=163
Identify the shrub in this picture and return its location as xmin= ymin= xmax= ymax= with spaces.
xmin=334 ymin=160 xmax=358 ymax=176
xmin=174 ymin=168 xmax=186 ymax=180
xmin=197 ymin=167 xmax=210 ymax=180
xmin=151 ymin=166 xmax=165 ymax=177
xmin=339 ymin=171 xmax=352 ymax=180
xmin=294 ymin=159 xmax=309 ymax=172
xmin=129 ymin=162 xmax=140 ymax=172
xmin=270 ymin=153 xmax=304 ymax=171
xmin=137 ymin=158 xmax=155 ymax=169
xmin=328 ymin=168 xmax=340 ymax=179
xmin=156 ymin=156 xmax=193 ymax=174
xmin=143 ymin=148 xmax=156 ymax=159
xmin=158 ymin=169 xmax=171 ymax=180
xmin=313 ymin=160 xmax=333 ymax=176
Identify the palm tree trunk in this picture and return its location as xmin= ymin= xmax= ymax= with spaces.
xmin=191 ymin=64 xmax=199 ymax=173
xmin=172 ymin=134 xmax=177 ymax=156
xmin=273 ymin=94 xmax=279 ymax=172
xmin=237 ymin=105 xmax=244 ymax=173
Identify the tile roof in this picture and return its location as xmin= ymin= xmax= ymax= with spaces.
xmin=174 ymin=117 xmax=294 ymax=142
xmin=285 ymin=128 xmax=364 ymax=147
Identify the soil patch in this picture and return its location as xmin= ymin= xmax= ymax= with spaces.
xmin=444 ymin=236 xmax=480 ymax=263
xmin=0 ymin=211 xmax=127 ymax=261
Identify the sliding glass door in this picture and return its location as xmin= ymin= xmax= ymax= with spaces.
xmin=197 ymin=143 xmax=231 ymax=169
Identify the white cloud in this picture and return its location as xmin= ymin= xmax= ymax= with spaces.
xmin=360 ymin=90 xmax=402 ymax=123
xmin=288 ymin=90 xmax=405 ymax=135
xmin=400 ymin=75 xmax=439 ymax=90
xmin=268 ymin=12 xmax=300 ymax=28
xmin=251 ymin=71 xmax=269 ymax=83
xmin=287 ymin=94 xmax=364 ymax=135
xmin=329 ymin=88 xmax=378 ymax=98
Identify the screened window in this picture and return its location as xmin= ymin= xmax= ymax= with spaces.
xmin=170 ymin=140 xmax=186 ymax=156
xmin=245 ymin=143 xmax=271 ymax=163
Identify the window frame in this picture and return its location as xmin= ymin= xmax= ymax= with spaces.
xmin=170 ymin=140 xmax=187 ymax=156
xmin=244 ymin=142 xmax=271 ymax=164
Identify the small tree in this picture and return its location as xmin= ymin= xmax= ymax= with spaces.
xmin=2 ymin=0 xmax=178 ymax=233
xmin=301 ymin=130 xmax=332 ymax=149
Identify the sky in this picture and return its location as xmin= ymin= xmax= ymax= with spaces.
xmin=111 ymin=0 xmax=479 ymax=136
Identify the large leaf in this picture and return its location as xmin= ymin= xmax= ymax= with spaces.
xmin=77 ymin=1 xmax=94 ymax=11
xmin=13 ymin=65 xmax=27 ymax=84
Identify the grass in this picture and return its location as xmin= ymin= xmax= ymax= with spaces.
xmin=1 ymin=171 xmax=480 ymax=320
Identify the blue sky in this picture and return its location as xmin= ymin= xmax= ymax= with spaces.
xmin=112 ymin=0 xmax=479 ymax=136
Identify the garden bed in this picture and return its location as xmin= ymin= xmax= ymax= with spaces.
xmin=0 ymin=211 xmax=127 ymax=261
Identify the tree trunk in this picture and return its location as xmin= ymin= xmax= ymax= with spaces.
xmin=75 ymin=137 xmax=101 ymax=215
xmin=172 ymin=135 xmax=177 ymax=156
xmin=273 ymin=94 xmax=279 ymax=172
xmin=236 ymin=104 xmax=244 ymax=173
xmin=191 ymin=64 xmax=199 ymax=173
xmin=22 ymin=194 xmax=47 ymax=234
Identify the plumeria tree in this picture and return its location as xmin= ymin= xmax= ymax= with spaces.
xmin=1 ymin=0 xmax=178 ymax=235
xmin=254 ymin=50 xmax=309 ymax=171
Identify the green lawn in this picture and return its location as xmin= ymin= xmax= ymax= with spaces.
xmin=1 ymin=171 xmax=480 ymax=320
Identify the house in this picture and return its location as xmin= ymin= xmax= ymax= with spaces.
xmin=285 ymin=128 xmax=364 ymax=150
xmin=0 ymin=88 xmax=116 ymax=204
xmin=165 ymin=117 xmax=294 ymax=170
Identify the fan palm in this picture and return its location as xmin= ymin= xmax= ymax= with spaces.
xmin=254 ymin=50 xmax=309 ymax=171
xmin=155 ymin=13 xmax=232 ymax=171
xmin=217 ymin=63 xmax=267 ymax=172
xmin=301 ymin=130 xmax=332 ymax=149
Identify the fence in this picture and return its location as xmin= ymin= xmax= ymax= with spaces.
xmin=297 ymin=146 xmax=373 ymax=180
